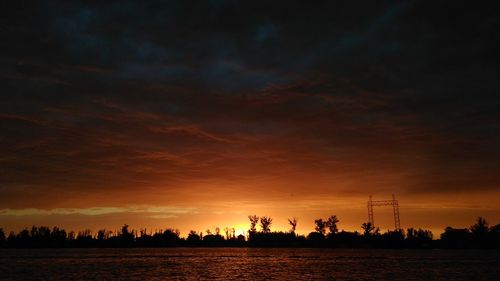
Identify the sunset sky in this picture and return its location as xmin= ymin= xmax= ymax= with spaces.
xmin=1 ymin=1 xmax=499 ymax=236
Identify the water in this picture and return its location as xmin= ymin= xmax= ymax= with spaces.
xmin=0 ymin=248 xmax=499 ymax=280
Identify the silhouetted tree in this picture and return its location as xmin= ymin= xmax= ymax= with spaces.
xmin=471 ymin=217 xmax=489 ymax=239
xmin=406 ymin=228 xmax=433 ymax=248
xmin=215 ymin=227 xmax=221 ymax=236
xmin=440 ymin=227 xmax=470 ymax=248
xmin=159 ymin=228 xmax=181 ymax=246
xmin=248 ymin=215 xmax=259 ymax=234
xmin=237 ymin=234 xmax=246 ymax=242
xmin=326 ymin=215 xmax=339 ymax=234
xmin=0 ymin=228 xmax=5 ymax=246
xmin=490 ymin=224 xmax=500 ymax=235
xmin=335 ymin=230 xmax=361 ymax=248
xmin=97 ymin=229 xmax=106 ymax=240
xmin=307 ymin=231 xmax=325 ymax=246
xmin=28 ymin=226 xmax=53 ymax=247
xmin=416 ymin=229 xmax=433 ymax=241
xmin=470 ymin=217 xmax=490 ymax=248
xmin=361 ymin=222 xmax=376 ymax=236
xmin=203 ymin=235 xmax=224 ymax=246
xmin=489 ymin=223 xmax=500 ymax=248
xmin=381 ymin=229 xmax=405 ymax=248
xmin=288 ymin=217 xmax=298 ymax=233
xmin=76 ymin=229 xmax=93 ymax=247
xmin=359 ymin=222 xmax=380 ymax=248
xmin=314 ymin=219 xmax=326 ymax=235
xmin=260 ymin=216 xmax=272 ymax=233
xmin=1 ymin=217 xmax=497 ymax=249
xmin=18 ymin=228 xmax=29 ymax=242
xmin=51 ymin=227 xmax=67 ymax=247
xmin=7 ymin=231 xmax=15 ymax=246
xmin=406 ymin=228 xmax=416 ymax=239
xmin=78 ymin=229 xmax=92 ymax=238
xmin=187 ymin=230 xmax=201 ymax=245
xmin=119 ymin=224 xmax=134 ymax=246
xmin=97 ymin=229 xmax=112 ymax=241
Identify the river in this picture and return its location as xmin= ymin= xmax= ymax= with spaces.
xmin=0 ymin=248 xmax=499 ymax=280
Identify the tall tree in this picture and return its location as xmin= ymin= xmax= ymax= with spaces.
xmin=361 ymin=222 xmax=375 ymax=236
xmin=326 ymin=215 xmax=339 ymax=234
xmin=187 ymin=230 xmax=201 ymax=243
xmin=288 ymin=217 xmax=298 ymax=233
xmin=470 ymin=217 xmax=489 ymax=238
xmin=260 ymin=216 xmax=273 ymax=233
xmin=248 ymin=215 xmax=259 ymax=233
xmin=314 ymin=219 xmax=326 ymax=235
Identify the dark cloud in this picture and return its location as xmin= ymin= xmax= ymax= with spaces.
xmin=1 ymin=0 xmax=499 ymax=213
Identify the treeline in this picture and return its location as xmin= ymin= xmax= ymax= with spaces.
xmin=0 ymin=216 xmax=498 ymax=249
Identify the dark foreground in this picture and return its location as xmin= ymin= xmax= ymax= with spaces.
xmin=0 ymin=248 xmax=499 ymax=280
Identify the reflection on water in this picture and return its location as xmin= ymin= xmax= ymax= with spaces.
xmin=0 ymin=248 xmax=499 ymax=280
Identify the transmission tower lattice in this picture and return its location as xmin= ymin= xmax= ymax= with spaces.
xmin=367 ymin=194 xmax=401 ymax=230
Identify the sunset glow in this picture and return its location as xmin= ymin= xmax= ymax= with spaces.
xmin=1 ymin=1 xmax=499 ymax=238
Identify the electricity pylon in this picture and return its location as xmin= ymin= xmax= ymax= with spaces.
xmin=367 ymin=194 xmax=401 ymax=230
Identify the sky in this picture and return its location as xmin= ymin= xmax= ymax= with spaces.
xmin=1 ymin=1 xmax=499 ymax=236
